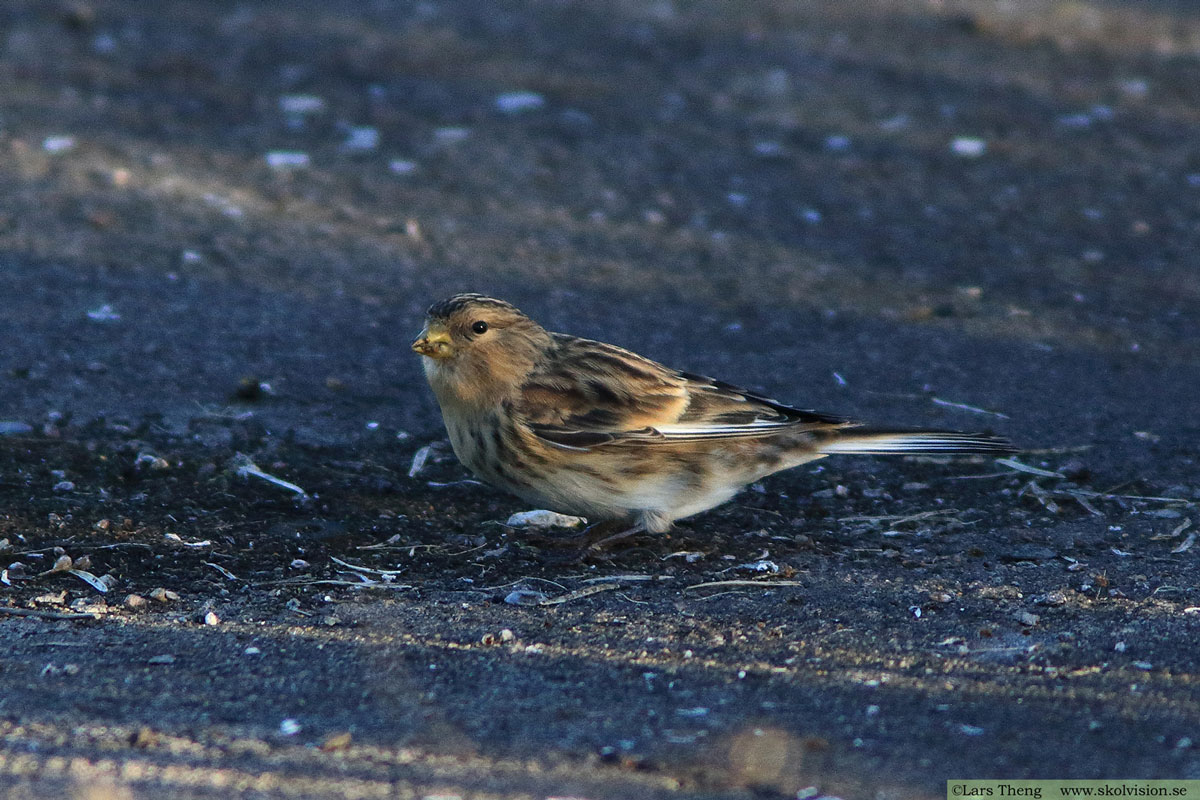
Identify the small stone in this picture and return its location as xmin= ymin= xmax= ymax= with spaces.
xmin=279 ymin=719 xmax=301 ymax=736
xmin=43 ymin=135 xmax=77 ymax=153
xmin=44 ymin=555 xmax=73 ymax=574
xmin=433 ymin=126 xmax=470 ymax=144
xmin=0 ymin=421 xmax=33 ymax=436
xmin=203 ymin=611 xmax=220 ymax=626
xmin=342 ymin=126 xmax=379 ymax=151
xmin=495 ymin=91 xmax=545 ymax=114
xmin=124 ymin=594 xmax=147 ymax=609
xmin=824 ymin=134 xmax=851 ymax=151
xmin=147 ymin=654 xmax=176 ymax=665
xmin=950 ymin=137 xmax=987 ymax=158
xmin=1033 ymin=591 xmax=1068 ymax=606
xmin=149 ymin=587 xmax=180 ymax=603
xmin=278 ymin=94 xmax=325 ymax=115
xmin=265 ymin=151 xmax=310 ymax=169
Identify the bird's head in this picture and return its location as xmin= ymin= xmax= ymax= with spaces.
xmin=413 ymin=293 xmax=551 ymax=409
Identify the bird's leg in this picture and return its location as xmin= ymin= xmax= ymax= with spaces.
xmin=583 ymin=520 xmax=647 ymax=554
xmin=582 ymin=510 xmax=669 ymax=555
xmin=536 ymin=519 xmax=648 ymax=563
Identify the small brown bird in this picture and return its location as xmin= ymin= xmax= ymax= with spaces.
xmin=413 ymin=294 xmax=1014 ymax=537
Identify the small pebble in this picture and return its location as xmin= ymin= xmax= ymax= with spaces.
xmin=0 ymin=422 xmax=33 ymax=436
xmin=92 ymin=33 xmax=117 ymax=54
xmin=752 ymin=140 xmax=787 ymax=158
xmin=824 ymin=134 xmax=851 ymax=151
xmin=950 ymin=137 xmax=987 ymax=158
xmin=203 ymin=611 xmax=220 ymax=626
xmin=279 ymin=719 xmax=301 ymax=736
xmin=342 ymin=126 xmax=379 ymax=151
xmin=495 ymin=91 xmax=545 ymax=113
xmin=124 ymin=594 xmax=147 ymax=609
xmin=433 ymin=126 xmax=470 ymax=144
xmin=265 ymin=151 xmax=310 ymax=169
xmin=43 ymin=135 xmax=77 ymax=153
xmin=147 ymin=654 xmax=176 ymax=665
xmin=1033 ymin=591 xmax=1068 ymax=606
xmin=278 ymin=94 xmax=325 ymax=115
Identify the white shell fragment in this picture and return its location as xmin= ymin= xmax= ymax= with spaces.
xmin=505 ymin=510 xmax=587 ymax=529
xmin=69 ymin=569 xmax=115 ymax=593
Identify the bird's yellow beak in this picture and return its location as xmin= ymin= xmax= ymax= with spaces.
xmin=412 ymin=324 xmax=454 ymax=359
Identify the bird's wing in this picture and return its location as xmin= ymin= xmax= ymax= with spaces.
xmin=518 ymin=334 xmax=852 ymax=450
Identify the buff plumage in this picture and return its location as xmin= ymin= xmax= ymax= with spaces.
xmin=413 ymin=294 xmax=1015 ymax=534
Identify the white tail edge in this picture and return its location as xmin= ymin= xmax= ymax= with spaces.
xmin=817 ymin=430 xmax=1015 ymax=456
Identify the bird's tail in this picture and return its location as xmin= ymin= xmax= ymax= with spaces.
xmin=816 ymin=428 xmax=1016 ymax=456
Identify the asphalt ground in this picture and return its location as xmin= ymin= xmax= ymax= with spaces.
xmin=1 ymin=1 xmax=1198 ymax=798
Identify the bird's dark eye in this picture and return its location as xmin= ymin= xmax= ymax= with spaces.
xmin=471 ymin=320 xmax=489 ymax=335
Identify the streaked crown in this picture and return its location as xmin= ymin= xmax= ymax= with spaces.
xmin=426 ymin=293 xmax=522 ymax=321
